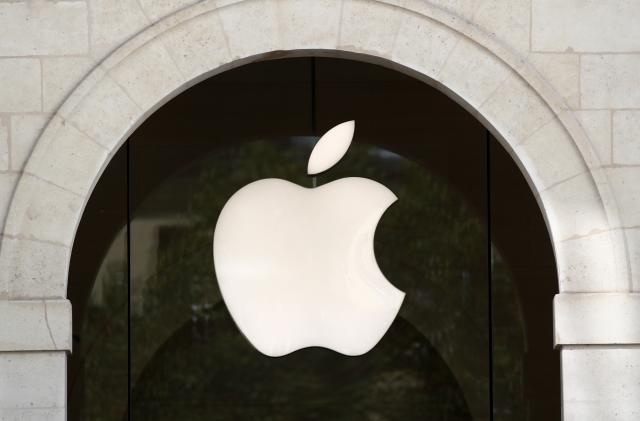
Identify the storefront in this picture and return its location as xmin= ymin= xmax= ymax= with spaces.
xmin=0 ymin=1 xmax=638 ymax=420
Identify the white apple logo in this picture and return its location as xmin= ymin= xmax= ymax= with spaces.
xmin=213 ymin=121 xmax=405 ymax=357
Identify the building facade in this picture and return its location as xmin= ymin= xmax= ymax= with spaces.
xmin=0 ymin=0 xmax=639 ymax=419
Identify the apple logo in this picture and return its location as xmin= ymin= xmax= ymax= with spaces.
xmin=213 ymin=121 xmax=405 ymax=357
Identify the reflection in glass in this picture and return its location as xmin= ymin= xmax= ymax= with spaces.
xmin=129 ymin=139 xmax=486 ymax=419
xmin=67 ymin=148 xmax=128 ymax=421
xmin=68 ymin=56 xmax=559 ymax=420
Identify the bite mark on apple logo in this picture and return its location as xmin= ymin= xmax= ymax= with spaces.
xmin=213 ymin=121 xmax=405 ymax=357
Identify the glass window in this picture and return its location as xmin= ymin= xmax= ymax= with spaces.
xmin=68 ymin=57 xmax=559 ymax=420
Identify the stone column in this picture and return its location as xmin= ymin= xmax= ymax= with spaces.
xmin=554 ymin=293 xmax=640 ymax=420
xmin=0 ymin=300 xmax=71 ymax=420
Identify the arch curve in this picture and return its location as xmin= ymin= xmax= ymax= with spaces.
xmin=0 ymin=0 xmax=630 ymax=299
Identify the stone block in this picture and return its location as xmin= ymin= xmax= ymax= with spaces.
xmin=0 ymin=116 xmax=7 ymax=170
xmin=0 ymin=173 xmax=19 ymax=235
xmin=0 ymin=1 xmax=88 ymax=56
xmin=0 ymin=300 xmax=72 ymax=352
xmin=159 ymin=10 xmax=231 ymax=80
xmin=613 ymin=110 xmax=640 ymax=165
xmin=516 ymin=117 xmax=586 ymax=191
xmin=554 ymin=293 xmax=640 ymax=346
xmin=528 ymin=53 xmax=580 ymax=109
xmin=532 ymin=0 xmax=640 ymax=53
xmin=607 ymin=167 xmax=640 ymax=228
xmin=0 ymin=59 xmax=41 ymax=113
xmin=42 ymin=57 xmax=96 ymax=112
xmin=575 ymin=110 xmax=611 ymax=165
xmin=0 ymin=352 xmax=66 ymax=409
xmin=626 ymin=228 xmax=640 ymax=292
xmin=25 ymin=117 xmax=108 ymax=197
xmin=341 ymin=0 xmax=405 ymax=58
xmin=473 ymin=0 xmax=530 ymax=53
xmin=555 ymin=230 xmax=626 ymax=292
xmin=10 ymin=114 xmax=50 ymax=171
xmin=61 ymin=75 xmax=141 ymax=151
xmin=139 ymin=0 xmax=199 ymax=22
xmin=439 ymin=37 xmax=511 ymax=110
xmin=582 ymin=55 xmax=640 ymax=109
xmin=3 ymin=174 xmax=84 ymax=247
xmin=417 ymin=0 xmax=481 ymax=20
xmin=0 ymin=408 xmax=65 ymax=421
xmin=480 ymin=73 xmax=556 ymax=145
xmin=562 ymin=346 xmax=640 ymax=421
xmin=109 ymin=40 xmax=186 ymax=112
xmin=218 ymin=0 xmax=279 ymax=60
xmin=392 ymin=9 xmax=458 ymax=80
xmin=0 ymin=237 xmax=69 ymax=299
xmin=540 ymin=172 xmax=608 ymax=242
xmin=90 ymin=0 xmax=149 ymax=59
xmin=277 ymin=0 xmax=341 ymax=51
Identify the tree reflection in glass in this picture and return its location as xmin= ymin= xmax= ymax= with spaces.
xmin=128 ymin=139 xmax=493 ymax=420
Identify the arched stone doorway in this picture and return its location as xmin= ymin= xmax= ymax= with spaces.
xmin=0 ymin=1 xmax=632 ymax=419
xmin=67 ymin=55 xmax=560 ymax=419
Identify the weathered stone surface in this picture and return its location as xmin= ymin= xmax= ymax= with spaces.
xmin=528 ymin=53 xmax=580 ymax=109
xmin=341 ymin=0 xmax=405 ymax=58
xmin=516 ymin=117 xmax=586 ymax=190
xmin=439 ymin=37 xmax=511 ymax=110
xmin=0 ymin=1 xmax=88 ymax=56
xmin=607 ymin=167 xmax=640 ymax=228
xmin=422 ymin=0 xmax=481 ymax=20
xmin=3 ymin=174 xmax=84 ymax=246
xmin=555 ymin=293 xmax=640 ymax=345
xmin=532 ymin=0 xmax=640 ymax=53
xmin=42 ymin=57 xmax=96 ymax=112
xmin=0 ymin=173 xmax=19 ymax=234
xmin=25 ymin=118 xmax=108 ymax=196
xmin=277 ymin=0 xmax=341 ymax=51
xmin=0 ymin=59 xmax=41 ymax=113
xmin=540 ymin=172 xmax=608 ymax=242
xmin=0 ymin=117 xmax=7 ymax=171
xmin=581 ymin=55 xmax=640 ymax=109
xmin=160 ymin=10 xmax=231 ymax=80
xmin=217 ymin=0 xmax=279 ymax=60
xmin=480 ymin=74 xmax=556 ymax=145
xmin=575 ymin=110 xmax=611 ymax=165
xmin=90 ymin=0 xmax=149 ymax=59
xmin=109 ymin=40 xmax=186 ymax=112
xmin=555 ymin=230 xmax=626 ymax=292
xmin=473 ymin=0 xmax=530 ymax=53
xmin=0 ymin=300 xmax=71 ymax=351
xmin=9 ymin=114 xmax=49 ymax=171
xmin=562 ymin=346 xmax=640 ymax=421
xmin=392 ymin=9 xmax=458 ymax=79
xmin=0 ymin=352 xmax=66 ymax=409
xmin=626 ymin=228 xmax=640 ymax=291
xmin=139 ymin=0 xmax=199 ymax=22
xmin=0 ymin=408 xmax=65 ymax=421
xmin=613 ymin=111 xmax=640 ymax=165
xmin=61 ymin=75 xmax=141 ymax=151
xmin=0 ymin=408 xmax=67 ymax=421
xmin=0 ymin=237 xmax=69 ymax=299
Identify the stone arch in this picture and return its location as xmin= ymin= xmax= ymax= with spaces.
xmin=0 ymin=0 xmax=630 ymax=303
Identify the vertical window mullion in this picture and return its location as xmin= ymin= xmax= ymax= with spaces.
xmin=487 ymin=130 xmax=494 ymax=420
xmin=126 ymin=139 xmax=132 ymax=420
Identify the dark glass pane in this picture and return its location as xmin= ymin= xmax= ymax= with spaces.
xmin=67 ymin=147 xmax=128 ymax=421
xmin=67 ymin=55 xmax=560 ymax=421
xmin=490 ymin=136 xmax=560 ymax=420
xmin=128 ymin=57 xmax=489 ymax=420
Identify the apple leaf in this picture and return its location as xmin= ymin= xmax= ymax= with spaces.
xmin=307 ymin=120 xmax=355 ymax=175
